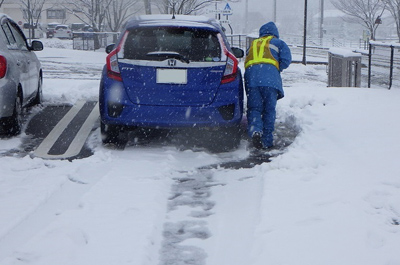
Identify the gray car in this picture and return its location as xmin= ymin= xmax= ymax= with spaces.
xmin=0 ymin=13 xmax=43 ymax=135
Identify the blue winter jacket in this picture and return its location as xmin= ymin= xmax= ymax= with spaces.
xmin=244 ymin=22 xmax=292 ymax=99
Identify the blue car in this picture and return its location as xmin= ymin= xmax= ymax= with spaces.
xmin=99 ymin=15 xmax=244 ymax=148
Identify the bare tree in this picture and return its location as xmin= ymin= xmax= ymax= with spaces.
xmin=105 ymin=0 xmax=141 ymax=33
xmin=20 ymin=0 xmax=46 ymax=39
xmin=332 ymin=0 xmax=386 ymax=40
xmin=62 ymin=0 xmax=112 ymax=32
xmin=143 ymin=0 xmax=151 ymax=14
xmin=62 ymin=0 xmax=114 ymax=49
xmin=154 ymin=0 xmax=239 ymax=15
xmin=384 ymin=0 xmax=400 ymax=41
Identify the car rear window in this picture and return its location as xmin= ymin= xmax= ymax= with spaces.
xmin=122 ymin=26 xmax=222 ymax=62
xmin=56 ymin=26 xmax=68 ymax=30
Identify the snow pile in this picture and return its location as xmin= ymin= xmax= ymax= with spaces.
xmin=40 ymin=38 xmax=74 ymax=49
xmin=0 ymin=42 xmax=399 ymax=265
xmin=329 ymin=47 xmax=361 ymax=57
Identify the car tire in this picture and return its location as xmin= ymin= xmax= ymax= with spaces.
xmin=1 ymin=96 xmax=22 ymax=136
xmin=100 ymin=120 xmax=124 ymax=145
xmin=31 ymin=75 xmax=42 ymax=106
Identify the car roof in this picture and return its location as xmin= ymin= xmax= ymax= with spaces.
xmin=0 ymin=13 xmax=11 ymax=23
xmin=124 ymin=15 xmax=223 ymax=31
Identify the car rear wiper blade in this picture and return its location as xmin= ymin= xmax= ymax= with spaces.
xmin=146 ymin=51 xmax=190 ymax=64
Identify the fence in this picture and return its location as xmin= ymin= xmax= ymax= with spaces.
xmin=226 ymin=34 xmax=247 ymax=51
xmin=221 ymin=34 xmax=400 ymax=89
xmin=283 ymin=36 xmax=364 ymax=49
xmin=72 ymin=32 xmax=120 ymax=51
xmin=367 ymin=42 xmax=400 ymax=89
xmin=226 ymin=34 xmax=369 ymax=53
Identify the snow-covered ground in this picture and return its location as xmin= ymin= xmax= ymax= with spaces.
xmin=0 ymin=38 xmax=399 ymax=265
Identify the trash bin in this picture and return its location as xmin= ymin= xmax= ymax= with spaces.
xmin=328 ymin=48 xmax=362 ymax=87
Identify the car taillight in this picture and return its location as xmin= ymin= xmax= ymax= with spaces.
xmin=221 ymin=50 xmax=238 ymax=84
xmin=106 ymin=48 xmax=122 ymax=81
xmin=0 ymin=56 xmax=7 ymax=79
xmin=106 ymin=32 xmax=127 ymax=82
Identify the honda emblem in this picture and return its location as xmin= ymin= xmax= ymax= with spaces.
xmin=168 ymin=59 xmax=177 ymax=67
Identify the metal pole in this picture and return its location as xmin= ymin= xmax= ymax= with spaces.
xmin=319 ymin=0 xmax=324 ymax=45
xmin=215 ymin=1 xmax=218 ymax=20
xmin=273 ymin=0 xmax=277 ymax=22
xmin=245 ymin=0 xmax=248 ymax=33
xmin=389 ymin=45 xmax=394 ymax=89
xmin=368 ymin=43 xmax=372 ymax=88
xmin=302 ymin=0 xmax=307 ymax=65
xmin=27 ymin=0 xmax=32 ymax=43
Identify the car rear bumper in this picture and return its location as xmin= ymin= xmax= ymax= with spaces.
xmin=0 ymin=80 xmax=17 ymax=118
xmin=99 ymin=71 xmax=244 ymax=128
xmin=101 ymin=101 xmax=242 ymax=128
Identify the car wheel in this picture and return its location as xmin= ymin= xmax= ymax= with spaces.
xmin=1 ymin=96 xmax=22 ymax=136
xmin=100 ymin=120 xmax=124 ymax=145
xmin=31 ymin=75 xmax=42 ymax=106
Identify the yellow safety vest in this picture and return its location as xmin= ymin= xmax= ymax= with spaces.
xmin=245 ymin=36 xmax=279 ymax=70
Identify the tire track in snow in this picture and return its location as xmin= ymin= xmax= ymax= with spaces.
xmin=159 ymin=171 xmax=222 ymax=265
xmin=157 ymin=115 xmax=300 ymax=265
xmin=40 ymin=59 xmax=103 ymax=80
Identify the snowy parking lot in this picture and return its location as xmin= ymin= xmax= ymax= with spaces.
xmin=0 ymin=38 xmax=400 ymax=265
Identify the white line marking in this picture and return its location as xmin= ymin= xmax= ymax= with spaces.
xmin=33 ymin=101 xmax=99 ymax=159
xmin=62 ymin=102 xmax=99 ymax=158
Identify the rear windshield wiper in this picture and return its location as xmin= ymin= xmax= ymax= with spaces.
xmin=146 ymin=51 xmax=190 ymax=64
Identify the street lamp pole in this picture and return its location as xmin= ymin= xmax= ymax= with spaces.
xmin=245 ymin=0 xmax=249 ymax=33
xmin=319 ymin=0 xmax=324 ymax=41
xmin=302 ymin=0 xmax=308 ymax=65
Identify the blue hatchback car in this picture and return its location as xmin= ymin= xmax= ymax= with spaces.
xmin=99 ymin=15 xmax=244 ymax=148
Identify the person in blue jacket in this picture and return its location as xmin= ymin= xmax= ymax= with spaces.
xmin=244 ymin=21 xmax=292 ymax=150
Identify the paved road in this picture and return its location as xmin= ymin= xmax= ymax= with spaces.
xmin=32 ymin=101 xmax=99 ymax=160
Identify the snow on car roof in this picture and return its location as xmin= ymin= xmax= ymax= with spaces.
xmin=137 ymin=14 xmax=214 ymax=23
xmin=125 ymin=15 xmax=222 ymax=31
xmin=0 ymin=13 xmax=11 ymax=20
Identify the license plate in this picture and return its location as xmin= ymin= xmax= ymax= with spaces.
xmin=156 ymin=69 xmax=187 ymax=84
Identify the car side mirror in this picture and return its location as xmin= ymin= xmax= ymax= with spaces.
xmin=231 ymin=47 xmax=244 ymax=58
xmin=105 ymin=44 xmax=115 ymax=54
xmin=30 ymin=40 xmax=43 ymax=51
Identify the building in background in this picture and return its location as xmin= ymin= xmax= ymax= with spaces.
xmin=1 ymin=0 xmax=76 ymax=28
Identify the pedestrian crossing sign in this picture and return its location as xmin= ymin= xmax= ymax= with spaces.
xmin=222 ymin=3 xmax=233 ymax=15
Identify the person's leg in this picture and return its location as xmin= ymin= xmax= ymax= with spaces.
xmin=261 ymin=87 xmax=278 ymax=148
xmin=246 ymin=86 xmax=263 ymax=138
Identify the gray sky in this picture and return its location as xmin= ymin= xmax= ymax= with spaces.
xmin=207 ymin=0 xmax=336 ymax=34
